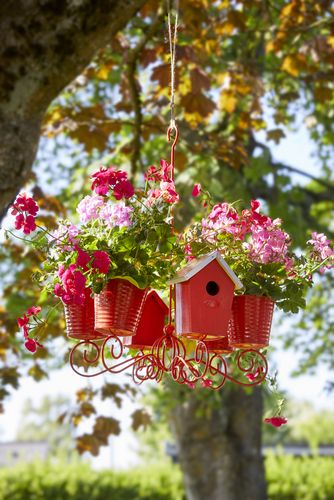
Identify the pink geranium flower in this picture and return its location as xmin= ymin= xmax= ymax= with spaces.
xmin=24 ymin=338 xmax=44 ymax=353
xmin=26 ymin=306 xmax=42 ymax=316
xmin=54 ymin=264 xmax=86 ymax=305
xmin=192 ymin=183 xmax=201 ymax=197
xmin=200 ymin=378 xmax=213 ymax=388
xmin=76 ymin=248 xmax=91 ymax=269
xmin=91 ymin=166 xmax=134 ymax=200
xmin=11 ymin=193 xmax=39 ymax=235
xmin=264 ymin=416 xmax=288 ymax=427
xmin=145 ymin=165 xmax=162 ymax=182
xmin=92 ymin=251 xmax=111 ymax=274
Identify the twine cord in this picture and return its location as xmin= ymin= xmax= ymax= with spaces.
xmin=167 ymin=0 xmax=179 ymax=128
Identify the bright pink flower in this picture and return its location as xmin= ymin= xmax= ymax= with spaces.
xmin=264 ymin=417 xmax=288 ymax=427
xmin=17 ymin=315 xmax=29 ymax=328
xmin=184 ymin=243 xmax=195 ymax=262
xmin=27 ymin=306 xmax=42 ymax=316
xmin=92 ymin=251 xmax=110 ymax=274
xmin=160 ymin=159 xmax=172 ymax=182
xmin=55 ymin=265 xmax=86 ymax=305
xmin=200 ymin=378 xmax=213 ymax=388
xmin=192 ymin=183 xmax=201 ymax=197
xmin=11 ymin=194 xmax=39 ymax=235
xmin=202 ymin=202 xmax=245 ymax=241
xmin=160 ymin=181 xmax=179 ymax=204
xmin=76 ymin=248 xmax=91 ymax=269
xmin=91 ymin=166 xmax=133 ymax=200
xmin=251 ymin=199 xmax=260 ymax=212
xmin=245 ymin=367 xmax=263 ymax=382
xmin=24 ymin=338 xmax=44 ymax=353
xmin=307 ymin=232 xmax=334 ymax=264
xmin=187 ymin=381 xmax=196 ymax=389
xmin=11 ymin=193 xmax=39 ymax=216
xmin=113 ymin=179 xmax=134 ymax=200
xmin=145 ymin=165 xmax=162 ymax=182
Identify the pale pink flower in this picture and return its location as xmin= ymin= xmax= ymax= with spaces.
xmin=77 ymin=195 xmax=104 ymax=223
xmin=99 ymin=202 xmax=133 ymax=228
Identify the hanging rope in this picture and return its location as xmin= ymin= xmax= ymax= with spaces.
xmin=167 ymin=0 xmax=179 ymax=132
xmin=166 ymin=0 xmax=179 ymax=329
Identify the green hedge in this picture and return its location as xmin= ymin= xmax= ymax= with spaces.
xmin=0 ymin=462 xmax=184 ymax=500
xmin=266 ymin=454 xmax=334 ymax=500
xmin=0 ymin=456 xmax=333 ymax=500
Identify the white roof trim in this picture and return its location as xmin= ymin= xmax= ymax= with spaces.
xmin=170 ymin=250 xmax=243 ymax=289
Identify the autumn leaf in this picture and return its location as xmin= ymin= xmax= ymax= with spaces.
xmin=28 ymin=364 xmax=48 ymax=382
xmin=76 ymin=387 xmax=96 ymax=402
xmin=93 ymin=416 xmax=121 ymax=444
xmin=131 ymin=408 xmax=152 ymax=431
xmin=76 ymin=434 xmax=101 ymax=456
xmin=266 ymin=128 xmax=286 ymax=144
xmin=281 ymin=54 xmax=307 ymax=77
xmin=80 ymin=401 xmax=96 ymax=417
xmin=190 ymin=67 xmax=211 ymax=93
xmin=220 ymin=91 xmax=237 ymax=114
xmin=101 ymin=382 xmax=125 ymax=408
xmin=181 ymin=92 xmax=216 ymax=117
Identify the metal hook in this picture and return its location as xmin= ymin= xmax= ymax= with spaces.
xmin=167 ymin=123 xmax=179 ymax=180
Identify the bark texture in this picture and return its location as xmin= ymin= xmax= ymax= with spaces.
xmin=0 ymin=0 xmax=146 ymax=220
xmin=170 ymin=387 xmax=267 ymax=500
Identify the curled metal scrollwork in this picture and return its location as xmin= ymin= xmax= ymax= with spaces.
xmin=69 ymin=334 xmax=268 ymax=390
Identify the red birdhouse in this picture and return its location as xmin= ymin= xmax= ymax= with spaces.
xmin=171 ymin=251 xmax=243 ymax=339
xmin=123 ymin=291 xmax=168 ymax=350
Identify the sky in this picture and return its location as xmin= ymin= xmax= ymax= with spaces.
xmin=0 ymin=117 xmax=333 ymax=470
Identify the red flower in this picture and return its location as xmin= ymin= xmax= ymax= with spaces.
xmin=200 ymin=378 xmax=213 ymax=388
xmin=92 ymin=251 xmax=111 ymax=274
xmin=264 ymin=417 xmax=288 ymax=427
xmin=11 ymin=193 xmax=39 ymax=235
xmin=11 ymin=193 xmax=38 ymax=216
xmin=26 ymin=306 xmax=42 ymax=316
xmin=55 ymin=264 xmax=86 ymax=305
xmin=160 ymin=159 xmax=172 ymax=181
xmin=192 ymin=183 xmax=201 ymax=197
xmin=187 ymin=381 xmax=196 ymax=389
xmin=145 ymin=165 xmax=162 ymax=182
xmin=24 ymin=338 xmax=44 ymax=353
xmin=91 ymin=166 xmax=131 ymax=198
xmin=76 ymin=248 xmax=91 ymax=269
xmin=113 ymin=179 xmax=134 ymax=200
xmin=245 ymin=367 xmax=263 ymax=382
xmin=17 ymin=315 xmax=29 ymax=328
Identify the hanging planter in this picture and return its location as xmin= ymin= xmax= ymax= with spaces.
xmin=228 ymin=295 xmax=275 ymax=348
xmin=204 ymin=336 xmax=233 ymax=355
xmin=64 ymin=288 xmax=106 ymax=341
xmin=94 ymin=278 xmax=148 ymax=337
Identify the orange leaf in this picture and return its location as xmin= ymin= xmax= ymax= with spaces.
xmin=181 ymin=92 xmax=216 ymax=117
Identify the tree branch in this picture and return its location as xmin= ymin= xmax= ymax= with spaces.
xmin=125 ymin=9 xmax=165 ymax=176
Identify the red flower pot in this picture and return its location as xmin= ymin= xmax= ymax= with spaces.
xmin=204 ymin=336 xmax=233 ymax=355
xmin=64 ymin=288 xmax=106 ymax=340
xmin=228 ymin=295 xmax=274 ymax=348
xmin=94 ymin=279 xmax=148 ymax=336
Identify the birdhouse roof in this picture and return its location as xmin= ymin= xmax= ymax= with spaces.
xmin=146 ymin=290 xmax=169 ymax=313
xmin=170 ymin=250 xmax=243 ymax=289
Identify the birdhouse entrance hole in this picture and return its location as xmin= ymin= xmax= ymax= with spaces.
xmin=206 ymin=281 xmax=220 ymax=296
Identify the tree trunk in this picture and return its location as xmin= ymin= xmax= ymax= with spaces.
xmin=0 ymin=0 xmax=147 ymax=220
xmin=170 ymin=386 xmax=267 ymax=500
